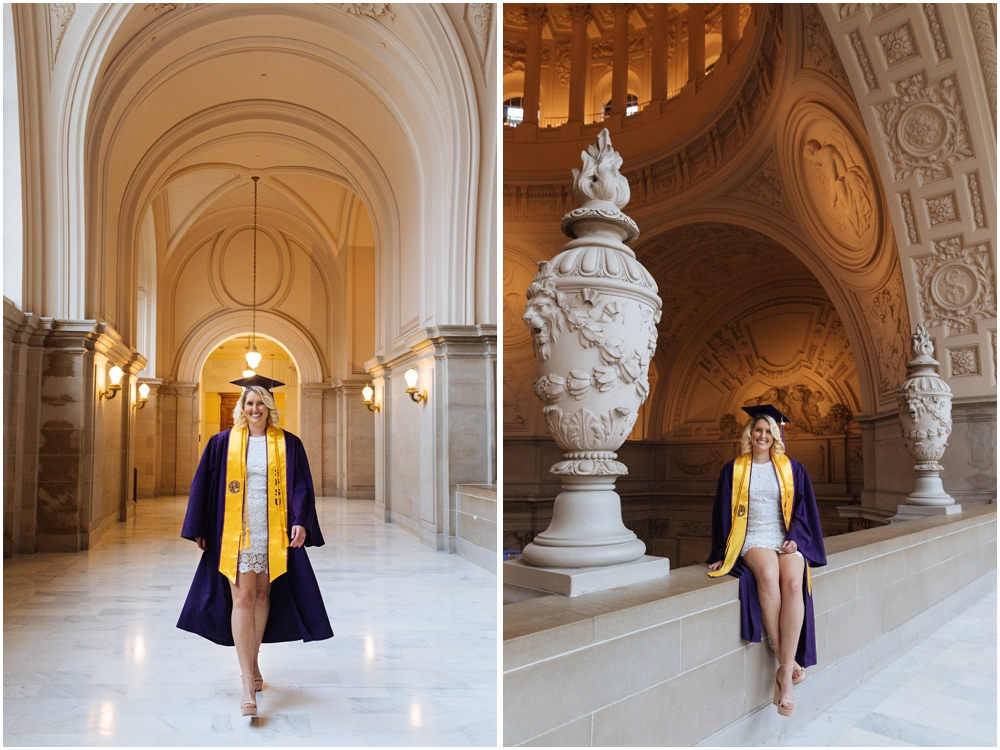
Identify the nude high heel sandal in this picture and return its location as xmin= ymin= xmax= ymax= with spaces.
xmin=773 ymin=664 xmax=795 ymax=717
xmin=240 ymin=674 xmax=258 ymax=716
xmin=253 ymin=650 xmax=263 ymax=692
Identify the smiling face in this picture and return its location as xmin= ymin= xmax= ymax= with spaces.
xmin=751 ymin=418 xmax=775 ymax=456
xmin=243 ymin=390 xmax=270 ymax=431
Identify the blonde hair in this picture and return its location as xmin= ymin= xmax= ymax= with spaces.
xmin=739 ymin=415 xmax=786 ymax=457
xmin=232 ymin=386 xmax=281 ymax=429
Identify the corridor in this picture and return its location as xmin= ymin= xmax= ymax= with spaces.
xmin=3 ymin=496 xmax=496 ymax=746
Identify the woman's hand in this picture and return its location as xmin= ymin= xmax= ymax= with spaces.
xmin=780 ymin=539 xmax=798 ymax=555
xmin=707 ymin=561 xmax=723 ymax=571
xmin=289 ymin=525 xmax=306 ymax=548
xmin=195 ymin=537 xmax=207 ymax=551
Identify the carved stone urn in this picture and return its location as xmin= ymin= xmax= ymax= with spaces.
xmin=521 ymin=129 xmax=661 ymax=569
xmin=897 ymin=323 xmax=955 ymax=506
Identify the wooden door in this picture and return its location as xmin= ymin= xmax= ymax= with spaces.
xmin=220 ymin=393 xmax=240 ymax=432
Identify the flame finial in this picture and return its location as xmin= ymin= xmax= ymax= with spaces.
xmin=571 ymin=129 xmax=631 ymax=209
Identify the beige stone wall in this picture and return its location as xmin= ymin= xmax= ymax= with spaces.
xmin=503 ymin=506 xmax=997 ymax=746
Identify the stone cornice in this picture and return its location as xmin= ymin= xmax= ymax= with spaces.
xmin=367 ymin=324 xmax=498 ymax=376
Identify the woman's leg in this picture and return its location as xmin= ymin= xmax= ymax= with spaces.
xmin=230 ymin=571 xmax=259 ymax=707
xmin=775 ymin=552 xmax=805 ymax=707
xmin=742 ymin=548 xmax=781 ymax=649
xmin=252 ymin=574 xmax=271 ymax=687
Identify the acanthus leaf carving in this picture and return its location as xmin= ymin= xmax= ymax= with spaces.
xmin=48 ymin=4 xmax=75 ymax=67
xmin=875 ymin=72 xmax=974 ymax=183
xmin=542 ymin=405 xmax=636 ymax=456
xmin=728 ymin=150 xmax=790 ymax=214
xmin=912 ymin=236 xmax=997 ymax=336
xmin=899 ymin=190 xmax=920 ymax=245
xmin=849 ymin=29 xmax=879 ymax=91
xmin=338 ymin=3 xmax=396 ymax=21
xmin=966 ymin=171 xmax=986 ymax=230
xmin=464 ymin=4 xmax=492 ymax=69
xmin=801 ymin=4 xmax=852 ymax=91
xmin=922 ymin=4 xmax=950 ymax=63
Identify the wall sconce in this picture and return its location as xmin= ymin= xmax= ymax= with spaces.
xmin=404 ymin=366 xmax=427 ymax=405
xmin=134 ymin=382 xmax=150 ymax=410
xmin=362 ymin=383 xmax=380 ymax=412
xmin=99 ymin=365 xmax=124 ymax=400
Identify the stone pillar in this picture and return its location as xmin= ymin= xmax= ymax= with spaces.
xmin=299 ymin=382 xmax=327 ymax=493
xmin=158 ymin=381 xmax=198 ymax=497
xmin=610 ymin=4 xmax=632 ymax=116
xmin=367 ymin=325 xmax=496 ymax=550
xmin=133 ymin=378 xmax=162 ymax=499
xmin=506 ymin=130 xmax=670 ymax=595
xmin=567 ymin=4 xmax=590 ymax=125
xmin=894 ymin=323 xmax=961 ymax=520
xmin=365 ymin=365 xmax=390 ymax=522
xmin=650 ymin=4 xmax=669 ymax=104
xmin=522 ymin=5 xmax=546 ymax=128
xmin=332 ymin=380 xmax=376 ymax=499
xmin=721 ymin=2 xmax=740 ymax=56
xmin=3 ymin=299 xmax=40 ymax=556
xmin=687 ymin=3 xmax=706 ymax=83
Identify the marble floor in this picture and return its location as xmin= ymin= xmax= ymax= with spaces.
xmin=779 ymin=587 xmax=997 ymax=747
xmin=4 ymin=496 xmax=497 ymax=746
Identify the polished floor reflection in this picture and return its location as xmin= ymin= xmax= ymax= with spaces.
xmin=4 ymin=496 xmax=497 ymax=746
xmin=780 ymin=587 xmax=997 ymax=747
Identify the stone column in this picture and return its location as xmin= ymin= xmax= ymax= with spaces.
xmin=522 ymin=5 xmax=546 ymax=128
xmin=610 ymin=4 xmax=632 ymax=116
xmin=299 ymin=383 xmax=328 ymax=493
xmin=158 ymin=381 xmax=198 ymax=497
xmin=332 ymin=380 xmax=376 ymax=499
xmin=506 ymin=130 xmax=670 ymax=595
xmin=3 ymin=300 xmax=40 ymax=556
xmin=687 ymin=3 xmax=706 ymax=83
xmin=567 ymin=4 xmax=590 ymax=125
xmin=134 ymin=378 xmax=162 ymax=498
xmin=367 ymin=326 xmax=497 ymax=551
xmin=894 ymin=323 xmax=961 ymax=520
xmin=650 ymin=4 xmax=669 ymax=104
xmin=721 ymin=2 xmax=740 ymax=56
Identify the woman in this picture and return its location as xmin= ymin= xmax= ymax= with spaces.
xmin=707 ymin=405 xmax=825 ymax=717
xmin=177 ymin=374 xmax=333 ymax=716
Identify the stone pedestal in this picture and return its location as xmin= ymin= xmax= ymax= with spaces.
xmin=504 ymin=555 xmax=671 ymax=597
xmin=892 ymin=503 xmax=963 ymax=522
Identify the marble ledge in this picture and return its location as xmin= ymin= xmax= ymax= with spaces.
xmin=503 ymin=504 xmax=997 ymax=672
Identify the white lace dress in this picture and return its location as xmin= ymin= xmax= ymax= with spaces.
xmin=238 ymin=436 xmax=269 ymax=575
xmin=740 ymin=460 xmax=802 ymax=558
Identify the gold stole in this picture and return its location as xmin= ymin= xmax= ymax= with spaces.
xmin=709 ymin=453 xmax=809 ymax=592
xmin=220 ymin=425 xmax=289 ymax=583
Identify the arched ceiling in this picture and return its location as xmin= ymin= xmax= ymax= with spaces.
xmin=635 ymin=222 xmax=861 ymax=438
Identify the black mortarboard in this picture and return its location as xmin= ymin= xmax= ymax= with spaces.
xmin=740 ymin=404 xmax=790 ymax=424
xmin=741 ymin=404 xmax=790 ymax=440
xmin=230 ymin=374 xmax=285 ymax=392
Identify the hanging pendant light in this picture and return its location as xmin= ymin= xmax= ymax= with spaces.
xmin=245 ymin=176 xmax=263 ymax=371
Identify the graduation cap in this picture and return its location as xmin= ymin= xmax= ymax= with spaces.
xmin=741 ymin=403 xmax=790 ymax=441
xmin=230 ymin=373 xmax=285 ymax=392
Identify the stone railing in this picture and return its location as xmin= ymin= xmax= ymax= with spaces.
xmin=503 ymin=505 xmax=996 ymax=745
xmin=455 ymin=484 xmax=497 ymax=573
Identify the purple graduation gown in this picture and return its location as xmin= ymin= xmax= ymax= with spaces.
xmin=707 ymin=457 xmax=826 ymax=668
xmin=177 ymin=429 xmax=334 ymax=646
